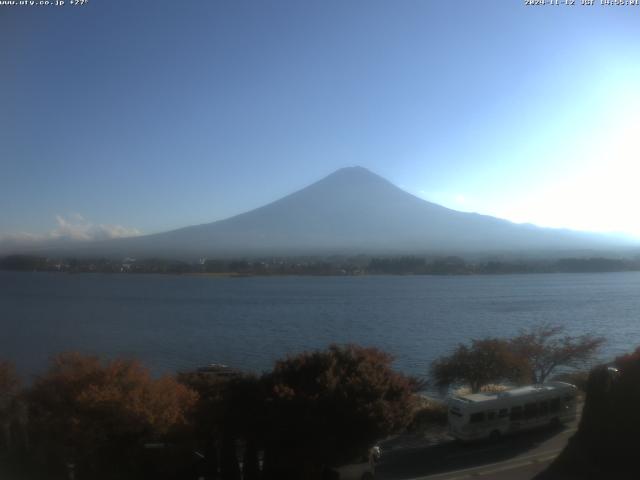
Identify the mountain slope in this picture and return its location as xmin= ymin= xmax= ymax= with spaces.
xmin=66 ymin=166 xmax=626 ymax=258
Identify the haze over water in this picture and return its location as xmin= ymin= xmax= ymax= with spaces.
xmin=3 ymin=271 xmax=639 ymax=380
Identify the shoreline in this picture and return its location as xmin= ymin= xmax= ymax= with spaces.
xmin=3 ymin=269 xmax=640 ymax=277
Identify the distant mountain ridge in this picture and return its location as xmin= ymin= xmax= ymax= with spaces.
xmin=13 ymin=167 xmax=637 ymax=258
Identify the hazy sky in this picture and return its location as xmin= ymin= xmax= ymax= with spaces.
xmin=2 ymin=0 xmax=640 ymax=244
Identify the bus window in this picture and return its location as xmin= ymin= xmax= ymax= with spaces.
xmin=524 ymin=402 xmax=538 ymax=419
xmin=487 ymin=411 xmax=496 ymax=421
xmin=469 ymin=412 xmax=485 ymax=424
xmin=539 ymin=400 xmax=549 ymax=416
xmin=498 ymin=408 xmax=508 ymax=418
xmin=550 ymin=398 xmax=561 ymax=413
xmin=510 ymin=406 xmax=523 ymax=421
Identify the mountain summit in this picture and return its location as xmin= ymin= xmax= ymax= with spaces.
xmin=34 ymin=167 xmax=631 ymax=257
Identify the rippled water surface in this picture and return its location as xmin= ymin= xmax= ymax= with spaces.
xmin=2 ymin=271 xmax=640 ymax=378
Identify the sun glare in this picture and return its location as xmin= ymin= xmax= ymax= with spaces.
xmin=492 ymin=86 xmax=640 ymax=238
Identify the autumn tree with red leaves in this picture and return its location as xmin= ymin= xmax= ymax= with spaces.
xmin=430 ymin=338 xmax=527 ymax=393
xmin=510 ymin=324 xmax=604 ymax=384
xmin=27 ymin=352 xmax=198 ymax=479
xmin=431 ymin=326 xmax=604 ymax=394
xmin=262 ymin=344 xmax=416 ymax=480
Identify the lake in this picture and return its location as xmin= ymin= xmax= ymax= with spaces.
xmin=1 ymin=271 xmax=639 ymax=380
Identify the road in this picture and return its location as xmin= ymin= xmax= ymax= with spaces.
xmin=377 ymin=416 xmax=579 ymax=480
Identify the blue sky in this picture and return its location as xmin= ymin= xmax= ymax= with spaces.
xmin=2 ymin=0 xmax=640 ymax=244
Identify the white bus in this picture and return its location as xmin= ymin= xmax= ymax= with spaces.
xmin=447 ymin=382 xmax=578 ymax=442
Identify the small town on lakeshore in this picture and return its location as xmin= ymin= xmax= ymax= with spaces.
xmin=4 ymin=254 xmax=640 ymax=276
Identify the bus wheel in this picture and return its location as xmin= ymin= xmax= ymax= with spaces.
xmin=489 ymin=430 xmax=501 ymax=441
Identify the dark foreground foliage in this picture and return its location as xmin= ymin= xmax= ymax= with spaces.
xmin=1 ymin=345 xmax=416 ymax=480
xmin=262 ymin=344 xmax=416 ymax=479
xmin=25 ymin=353 xmax=198 ymax=480
xmin=538 ymin=347 xmax=640 ymax=480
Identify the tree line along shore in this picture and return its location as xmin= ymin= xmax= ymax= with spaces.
xmin=1 ymin=324 xmax=623 ymax=480
xmin=2 ymin=254 xmax=640 ymax=276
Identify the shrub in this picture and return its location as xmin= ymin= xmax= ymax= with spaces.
xmin=406 ymin=397 xmax=447 ymax=433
